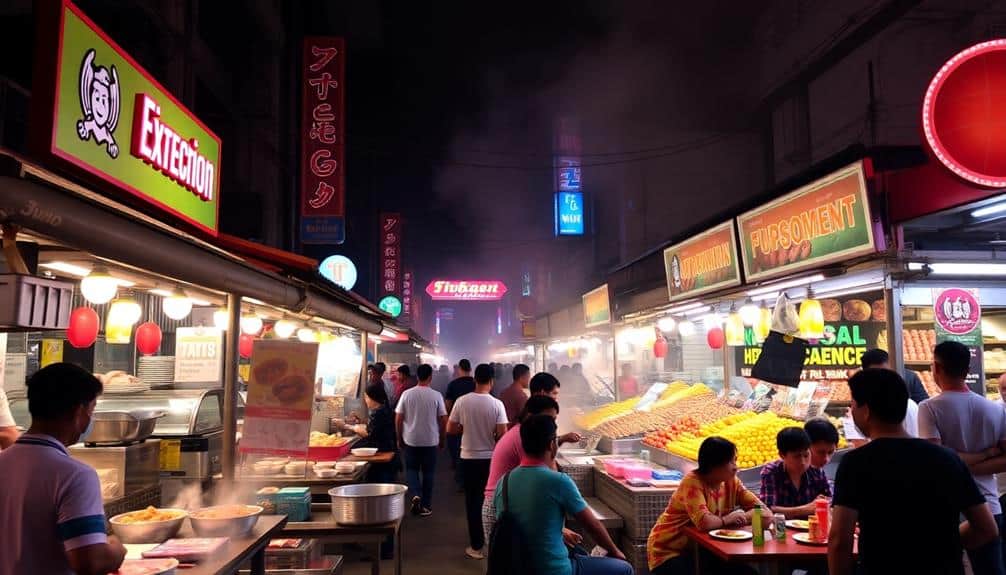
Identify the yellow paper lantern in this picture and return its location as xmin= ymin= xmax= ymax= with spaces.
xmin=755 ymin=306 xmax=772 ymax=342
xmin=106 ymin=297 xmax=141 ymax=344
xmin=725 ymin=310 xmax=745 ymax=346
xmin=799 ymin=293 xmax=825 ymax=339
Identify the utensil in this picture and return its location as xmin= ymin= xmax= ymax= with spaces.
xmin=83 ymin=410 xmax=165 ymax=445
xmin=351 ymin=447 xmax=378 ymax=457
xmin=189 ymin=505 xmax=263 ymax=537
xmin=109 ymin=509 xmax=187 ymax=544
xmin=328 ymin=483 xmax=406 ymax=525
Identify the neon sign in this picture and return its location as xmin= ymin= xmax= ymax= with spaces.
xmin=425 ymin=280 xmax=508 ymax=301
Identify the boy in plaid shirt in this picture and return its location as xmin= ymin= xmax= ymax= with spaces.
xmin=760 ymin=427 xmax=831 ymax=518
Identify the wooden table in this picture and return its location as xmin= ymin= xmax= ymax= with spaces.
xmin=173 ymin=515 xmax=288 ymax=575
xmin=279 ymin=505 xmax=402 ymax=575
xmin=683 ymin=526 xmax=856 ymax=575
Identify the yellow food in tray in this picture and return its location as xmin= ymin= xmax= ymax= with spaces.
xmin=115 ymin=506 xmax=185 ymax=524
xmin=309 ymin=431 xmax=350 ymax=447
xmin=190 ymin=504 xmax=259 ymax=519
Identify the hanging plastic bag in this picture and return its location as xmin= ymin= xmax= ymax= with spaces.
xmin=771 ymin=293 xmax=800 ymax=336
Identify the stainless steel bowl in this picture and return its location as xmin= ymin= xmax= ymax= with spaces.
xmin=83 ymin=410 xmax=165 ymax=445
xmin=189 ymin=505 xmax=263 ymax=537
xmin=109 ymin=509 xmax=187 ymax=543
xmin=328 ymin=483 xmax=407 ymax=525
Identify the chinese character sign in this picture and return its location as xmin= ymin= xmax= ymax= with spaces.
xmin=401 ymin=270 xmax=413 ymax=327
xmin=301 ymin=37 xmax=345 ymax=244
xmin=380 ymin=213 xmax=402 ymax=297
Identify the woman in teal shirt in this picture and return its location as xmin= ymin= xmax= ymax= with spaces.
xmin=494 ymin=415 xmax=631 ymax=575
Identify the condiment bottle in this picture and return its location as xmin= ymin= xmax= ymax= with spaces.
xmin=815 ymin=499 xmax=830 ymax=542
xmin=752 ymin=505 xmax=765 ymax=546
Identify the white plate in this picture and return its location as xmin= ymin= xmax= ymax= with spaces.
xmin=708 ymin=529 xmax=753 ymax=542
xmin=785 ymin=519 xmax=810 ymax=531
xmin=116 ymin=558 xmax=180 ymax=574
xmin=792 ymin=533 xmax=827 ymax=546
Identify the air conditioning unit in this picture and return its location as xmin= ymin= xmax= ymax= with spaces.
xmin=0 ymin=274 xmax=74 ymax=329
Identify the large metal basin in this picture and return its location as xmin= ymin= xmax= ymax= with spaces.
xmin=84 ymin=410 xmax=164 ymax=445
xmin=328 ymin=484 xmax=406 ymax=525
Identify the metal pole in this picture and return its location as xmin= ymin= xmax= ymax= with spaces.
xmin=222 ymin=293 xmax=242 ymax=481
xmin=359 ymin=331 xmax=368 ymax=398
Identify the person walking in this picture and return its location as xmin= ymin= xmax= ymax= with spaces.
xmin=0 ymin=363 xmax=127 ymax=575
xmin=395 ymin=364 xmax=447 ymax=517
xmin=444 ymin=359 xmax=475 ymax=491
xmin=432 ymin=365 xmax=450 ymax=396
xmin=828 ymin=368 xmax=999 ymax=575
xmin=499 ymin=363 xmax=531 ymax=426
xmin=393 ymin=364 xmax=417 ymax=406
xmin=447 ymin=363 xmax=507 ymax=560
xmin=919 ymin=341 xmax=1006 ymax=575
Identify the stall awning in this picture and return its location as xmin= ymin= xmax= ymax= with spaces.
xmin=0 ymin=153 xmax=384 ymax=334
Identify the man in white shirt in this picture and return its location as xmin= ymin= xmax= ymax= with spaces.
xmin=919 ymin=341 xmax=1006 ymax=575
xmin=0 ymin=363 xmax=126 ymax=575
xmin=395 ymin=364 xmax=447 ymax=517
xmin=845 ymin=350 xmax=920 ymax=445
xmin=447 ymin=363 xmax=507 ymax=560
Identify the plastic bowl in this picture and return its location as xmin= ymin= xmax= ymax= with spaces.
xmin=351 ymin=448 xmax=378 ymax=457
xmin=109 ymin=509 xmax=187 ymax=544
xmin=314 ymin=468 xmax=339 ymax=478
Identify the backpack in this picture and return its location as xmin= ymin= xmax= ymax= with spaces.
xmin=487 ymin=472 xmax=536 ymax=575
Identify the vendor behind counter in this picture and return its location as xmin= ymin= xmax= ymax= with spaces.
xmin=344 ymin=383 xmax=399 ymax=482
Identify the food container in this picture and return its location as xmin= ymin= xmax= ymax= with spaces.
xmin=335 ymin=462 xmax=356 ymax=474
xmin=651 ymin=469 xmax=683 ymax=481
xmin=313 ymin=461 xmax=337 ymax=469
xmin=116 ymin=558 xmax=180 ymax=575
xmin=189 ymin=505 xmax=263 ymax=537
xmin=255 ymin=487 xmax=280 ymax=514
xmin=276 ymin=487 xmax=312 ymax=522
xmin=351 ymin=447 xmax=378 ymax=457
xmin=284 ymin=461 xmax=308 ymax=476
xmin=314 ymin=468 xmax=339 ymax=478
xmin=307 ymin=443 xmax=352 ymax=462
xmin=328 ymin=484 xmax=407 ymax=525
xmin=602 ymin=459 xmax=628 ymax=478
xmin=265 ymin=539 xmax=321 ymax=570
xmin=83 ymin=410 xmax=165 ymax=445
xmin=109 ymin=508 xmax=187 ymax=544
xmin=622 ymin=465 xmax=652 ymax=482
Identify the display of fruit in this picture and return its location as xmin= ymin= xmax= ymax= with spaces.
xmin=903 ymin=329 xmax=935 ymax=363
xmin=593 ymin=385 xmax=735 ymax=438
xmin=641 ymin=417 xmax=701 ymax=448
xmin=573 ymin=381 xmax=691 ymax=430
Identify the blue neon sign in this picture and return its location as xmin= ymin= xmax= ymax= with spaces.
xmin=555 ymin=192 xmax=584 ymax=236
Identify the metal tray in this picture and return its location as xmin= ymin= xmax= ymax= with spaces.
xmin=84 ymin=410 xmax=164 ymax=445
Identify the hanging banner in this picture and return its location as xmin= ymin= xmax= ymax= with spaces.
xmin=300 ymin=37 xmax=346 ymax=244
xmin=379 ymin=213 xmax=402 ymax=297
xmin=583 ymin=284 xmax=611 ymax=328
xmin=933 ymin=288 xmax=984 ymax=393
xmin=31 ymin=0 xmax=221 ymax=235
xmin=737 ymin=162 xmax=875 ymax=282
xmin=240 ymin=340 xmax=319 ymax=456
xmin=663 ymin=220 xmax=741 ymax=302
xmin=173 ymin=327 xmax=223 ymax=385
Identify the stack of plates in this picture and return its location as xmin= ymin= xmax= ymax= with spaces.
xmin=137 ymin=357 xmax=175 ymax=388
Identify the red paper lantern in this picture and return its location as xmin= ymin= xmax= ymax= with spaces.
xmin=135 ymin=322 xmax=162 ymax=355
xmin=707 ymin=327 xmax=725 ymax=350
xmin=653 ymin=335 xmax=668 ymax=359
xmin=67 ymin=307 xmax=100 ymax=348
xmin=239 ymin=333 xmax=255 ymax=359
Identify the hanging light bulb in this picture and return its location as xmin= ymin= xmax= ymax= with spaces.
xmin=108 ymin=296 xmax=142 ymax=325
xmin=273 ymin=319 xmax=297 ymax=339
xmin=80 ymin=266 xmax=118 ymax=304
xmin=739 ymin=298 xmax=760 ymax=327
xmin=161 ymin=287 xmax=193 ymax=320
xmin=725 ymin=306 xmax=746 ymax=346
xmin=241 ymin=313 xmax=263 ymax=335
xmin=755 ymin=303 xmax=772 ymax=342
xmin=657 ymin=316 xmax=676 ymax=333
xmin=799 ymin=287 xmax=825 ymax=339
xmin=297 ymin=327 xmax=317 ymax=343
xmin=213 ymin=308 xmax=229 ymax=330
xmin=677 ymin=319 xmax=696 ymax=337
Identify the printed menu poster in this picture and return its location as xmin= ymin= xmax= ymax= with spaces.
xmin=240 ymin=340 xmax=319 ymax=456
xmin=933 ymin=288 xmax=984 ymax=394
xmin=174 ymin=327 xmax=223 ymax=384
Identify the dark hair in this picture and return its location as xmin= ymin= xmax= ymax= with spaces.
xmin=373 ymin=362 xmax=387 ymax=375
xmin=861 ymin=348 xmax=889 ymax=370
xmin=804 ymin=418 xmax=840 ymax=445
xmin=776 ymin=427 xmax=812 ymax=454
xmin=28 ymin=363 xmax=103 ymax=420
xmin=367 ymin=363 xmax=374 ymax=372
xmin=512 ymin=364 xmax=531 ymax=381
xmin=474 ymin=363 xmax=495 ymax=384
xmin=417 ymin=364 xmax=433 ymax=381
xmin=934 ymin=341 xmax=971 ymax=380
xmin=696 ymin=437 xmax=737 ymax=475
xmin=518 ymin=395 xmax=560 ymax=422
xmin=848 ymin=368 xmax=908 ymax=425
xmin=397 ymin=364 xmax=411 ymax=376
xmin=520 ymin=414 xmax=558 ymax=457
xmin=458 ymin=359 xmax=472 ymax=372
xmin=364 ymin=383 xmax=390 ymax=405
xmin=530 ymin=372 xmax=561 ymax=394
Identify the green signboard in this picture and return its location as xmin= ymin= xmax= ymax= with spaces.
xmin=379 ymin=296 xmax=403 ymax=318
xmin=32 ymin=1 xmax=221 ymax=235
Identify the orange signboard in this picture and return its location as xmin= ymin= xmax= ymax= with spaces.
xmin=737 ymin=162 xmax=876 ymax=282
xmin=663 ymin=220 xmax=741 ymax=302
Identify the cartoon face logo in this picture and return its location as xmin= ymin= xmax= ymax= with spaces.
xmin=75 ymin=49 xmax=120 ymax=158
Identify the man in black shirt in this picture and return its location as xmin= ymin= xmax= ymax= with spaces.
xmin=829 ymin=368 xmax=999 ymax=575
xmin=445 ymin=359 xmax=475 ymax=491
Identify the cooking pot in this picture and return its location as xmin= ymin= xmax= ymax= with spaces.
xmin=328 ymin=483 xmax=406 ymax=525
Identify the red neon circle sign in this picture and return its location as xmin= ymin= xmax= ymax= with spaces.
xmin=923 ymin=39 xmax=1006 ymax=188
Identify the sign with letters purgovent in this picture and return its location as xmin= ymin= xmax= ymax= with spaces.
xmin=32 ymin=0 xmax=221 ymax=235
